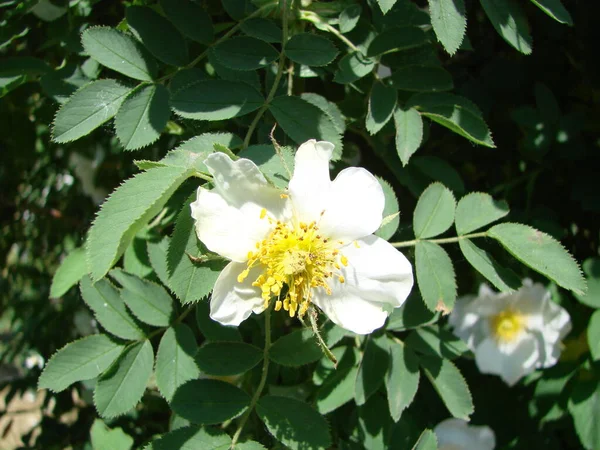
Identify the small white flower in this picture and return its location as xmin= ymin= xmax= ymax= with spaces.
xmin=434 ymin=418 xmax=496 ymax=450
xmin=190 ymin=140 xmax=414 ymax=334
xmin=449 ymin=279 xmax=572 ymax=386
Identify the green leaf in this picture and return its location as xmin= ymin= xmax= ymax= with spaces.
xmin=171 ymin=80 xmax=264 ymax=121
xmin=155 ymin=324 xmax=200 ymax=401
xmin=412 ymin=429 xmax=438 ymax=450
xmin=110 ymin=269 xmax=174 ymax=327
xmin=169 ymin=69 xmax=209 ymax=99
xmin=366 ymin=81 xmax=397 ymax=135
xmin=270 ymin=328 xmax=322 ymax=367
xmin=171 ymin=379 xmax=251 ymax=424
xmin=459 ymin=239 xmax=521 ymax=292
xmin=367 ymin=27 xmax=428 ymax=57
xmin=377 ymin=0 xmax=397 ymax=14
xmin=339 ymin=5 xmax=362 ymax=33
xmin=160 ymin=0 xmax=214 ymax=44
xmin=95 ymin=340 xmax=154 ymax=418
xmin=405 ymin=325 xmax=468 ymax=360
xmin=145 ymin=426 xmax=231 ymax=450
xmin=390 ymin=66 xmax=453 ymax=92
xmin=81 ymin=27 xmax=158 ymax=81
xmin=385 ymin=339 xmax=420 ymax=421
xmin=530 ymin=0 xmax=572 ymax=25
xmin=316 ymin=346 xmax=360 ymax=414
xmin=587 ymin=310 xmax=600 ymax=361
xmin=126 ymin=6 xmax=188 ymax=66
xmin=284 ymin=33 xmax=339 ymax=66
xmin=575 ymin=258 xmax=600 ymax=308
xmin=80 ymin=276 xmax=145 ymax=340
xmin=480 ymin=0 xmax=532 ymax=54
xmin=90 ymin=419 xmax=133 ymax=450
xmin=256 ymin=396 xmax=331 ymax=450
xmin=196 ymin=301 xmax=243 ymax=341
xmin=39 ymin=334 xmax=125 ymax=392
xmin=428 ymin=0 xmax=467 ymax=55
xmin=87 ymin=165 xmax=191 ymax=281
xmin=415 ymin=241 xmax=457 ymax=312
xmin=52 ymin=80 xmax=131 ymax=143
xmin=50 ymin=247 xmax=87 ymax=298
xmin=123 ymin=236 xmax=153 ymax=279
xmin=238 ymin=144 xmax=294 ymax=189
xmin=568 ymin=380 xmax=600 ymax=450
xmin=208 ymin=49 xmax=262 ymax=91
xmin=413 ymin=182 xmax=456 ymax=239
xmin=167 ymin=196 xmax=226 ymax=303
xmin=222 ymin=0 xmax=257 ymax=20
xmin=115 ymin=84 xmax=170 ymax=151
xmin=147 ymin=237 xmax=171 ymax=288
xmin=234 ymin=441 xmax=266 ymax=450
xmin=196 ymin=342 xmax=262 ymax=376
xmin=0 ymin=56 xmax=51 ymax=77
xmin=241 ymin=18 xmax=282 ymax=43
xmin=375 ymin=177 xmax=400 ymax=240
xmin=333 ymin=52 xmax=376 ymax=84
xmin=420 ymin=355 xmax=473 ymax=420
xmin=269 ymin=95 xmax=342 ymax=160
xmin=355 ymin=335 xmax=389 ymax=405
xmin=408 ymin=93 xmax=495 ymax=147
xmin=487 ymin=223 xmax=586 ymax=295
xmin=387 ymin=294 xmax=437 ymax=331
xmin=455 ymin=192 xmax=509 ymax=235
xmin=300 ymin=93 xmax=346 ymax=136
xmin=394 ymin=107 xmax=423 ymax=165
xmin=413 ymin=156 xmax=465 ymax=195
xmin=213 ymin=36 xmax=278 ymax=71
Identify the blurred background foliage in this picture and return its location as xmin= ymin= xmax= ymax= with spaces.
xmin=1 ymin=0 xmax=599 ymax=448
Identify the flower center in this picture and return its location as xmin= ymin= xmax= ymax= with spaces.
xmin=238 ymin=211 xmax=347 ymax=318
xmin=490 ymin=309 xmax=525 ymax=343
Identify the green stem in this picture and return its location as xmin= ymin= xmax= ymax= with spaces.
xmin=391 ymin=231 xmax=488 ymax=248
xmin=242 ymin=0 xmax=290 ymax=149
xmin=230 ymin=308 xmax=271 ymax=448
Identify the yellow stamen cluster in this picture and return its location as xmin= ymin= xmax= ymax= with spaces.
xmin=238 ymin=211 xmax=347 ymax=318
xmin=490 ymin=309 xmax=525 ymax=343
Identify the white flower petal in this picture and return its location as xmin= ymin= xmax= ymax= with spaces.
xmin=319 ymin=167 xmax=385 ymax=242
xmin=190 ymin=187 xmax=271 ymax=262
xmin=210 ymin=261 xmax=264 ymax=326
xmin=335 ymin=235 xmax=413 ymax=306
xmin=312 ymin=292 xmax=389 ymax=335
xmin=205 ymin=152 xmax=289 ymax=219
xmin=474 ymin=335 xmax=538 ymax=386
xmin=434 ymin=418 xmax=495 ymax=450
xmin=449 ymin=296 xmax=487 ymax=350
xmin=288 ymin=140 xmax=334 ymax=223
xmin=312 ymin=235 xmax=413 ymax=334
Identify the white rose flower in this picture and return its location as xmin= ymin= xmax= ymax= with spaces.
xmin=190 ymin=139 xmax=414 ymax=334
xmin=449 ymin=279 xmax=572 ymax=386
xmin=434 ymin=418 xmax=496 ymax=450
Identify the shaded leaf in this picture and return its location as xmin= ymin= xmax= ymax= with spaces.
xmin=171 ymin=379 xmax=250 ymax=424
xmin=390 ymin=66 xmax=453 ymax=92
xmin=366 ymin=81 xmax=397 ymax=135
xmin=285 ymin=33 xmax=339 ymax=66
xmin=459 ymin=239 xmax=521 ymax=292
xmin=126 ymin=6 xmax=188 ymax=66
xmin=367 ymin=27 xmax=428 ymax=56
xmin=270 ymin=328 xmax=322 ymax=367
xmin=213 ymin=36 xmax=278 ymax=71
xmin=385 ymin=339 xmax=420 ymax=421
xmin=480 ymin=0 xmax=532 ymax=54
xmin=256 ymin=396 xmax=331 ymax=450
xmin=172 ymin=80 xmax=263 ymax=121
xmin=394 ymin=107 xmax=423 ymax=165
xmin=160 ymin=0 xmax=214 ymax=44
xmin=95 ymin=340 xmax=154 ymax=418
xmin=355 ymin=335 xmax=389 ymax=405
xmin=196 ymin=342 xmax=262 ymax=376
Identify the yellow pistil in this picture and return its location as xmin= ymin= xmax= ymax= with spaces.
xmin=490 ymin=309 xmax=525 ymax=343
xmin=242 ymin=218 xmax=347 ymax=318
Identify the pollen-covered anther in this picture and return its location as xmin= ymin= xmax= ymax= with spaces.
xmin=239 ymin=219 xmax=344 ymax=319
